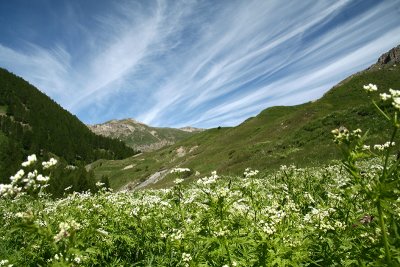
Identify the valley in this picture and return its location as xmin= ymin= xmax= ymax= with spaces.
xmin=1 ymin=0 xmax=400 ymax=265
xmin=89 ymin=46 xmax=400 ymax=190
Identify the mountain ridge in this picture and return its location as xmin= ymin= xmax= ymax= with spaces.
xmin=88 ymin=119 xmax=204 ymax=152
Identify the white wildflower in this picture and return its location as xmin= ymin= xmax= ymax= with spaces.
xmin=174 ymin=178 xmax=184 ymax=184
xmin=170 ymin=168 xmax=191 ymax=173
xmin=244 ymin=168 xmax=259 ymax=177
xmin=36 ymin=174 xmax=50 ymax=182
xmin=0 ymin=184 xmax=13 ymax=197
xmin=10 ymin=169 xmax=25 ymax=183
xmin=380 ymin=93 xmax=391 ymax=101
xmin=197 ymin=171 xmax=219 ymax=185
xmin=27 ymin=170 xmax=38 ymax=179
xmin=95 ymin=182 xmax=105 ymax=188
xmin=363 ymin=83 xmax=377 ymax=92
xmin=389 ymin=88 xmax=400 ymax=97
xmin=392 ymin=97 xmax=400 ymax=110
xmin=182 ymin=253 xmax=192 ymax=262
xmin=21 ymin=154 xmax=37 ymax=167
xmin=54 ymin=220 xmax=81 ymax=242
xmin=42 ymin=158 xmax=57 ymax=169
xmin=170 ymin=229 xmax=184 ymax=241
xmin=215 ymin=226 xmax=229 ymax=237
xmin=64 ymin=185 xmax=73 ymax=191
xmin=160 ymin=232 xmax=167 ymax=239
xmin=362 ymin=145 xmax=370 ymax=150
xmin=374 ymin=141 xmax=395 ymax=151
xmin=217 ymin=187 xmax=229 ymax=197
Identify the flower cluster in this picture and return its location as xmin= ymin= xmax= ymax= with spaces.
xmin=171 ymin=168 xmax=191 ymax=184
xmin=0 ymin=154 xmax=57 ymax=198
xmin=363 ymin=83 xmax=378 ymax=92
xmin=331 ymin=127 xmax=361 ymax=144
xmin=378 ymin=88 xmax=400 ymax=110
xmin=42 ymin=158 xmax=58 ymax=169
xmin=365 ymin=83 xmax=400 ymax=111
xmin=181 ymin=253 xmax=192 ymax=262
xmin=0 ymin=260 xmax=12 ymax=267
xmin=196 ymin=171 xmax=219 ymax=185
xmin=243 ymin=168 xmax=259 ymax=178
xmin=170 ymin=168 xmax=191 ymax=173
xmin=54 ymin=220 xmax=81 ymax=242
xmin=373 ymin=141 xmax=396 ymax=151
xmin=174 ymin=178 xmax=184 ymax=184
xmin=21 ymin=154 xmax=37 ymax=167
xmin=95 ymin=181 xmax=105 ymax=188
xmin=169 ymin=229 xmax=184 ymax=241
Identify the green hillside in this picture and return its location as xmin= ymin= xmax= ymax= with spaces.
xmin=0 ymin=68 xmax=136 ymax=182
xmin=90 ymin=53 xmax=400 ymax=190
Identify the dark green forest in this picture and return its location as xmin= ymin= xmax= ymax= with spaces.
xmin=0 ymin=68 xmax=135 ymax=191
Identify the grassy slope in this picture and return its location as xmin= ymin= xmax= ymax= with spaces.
xmin=91 ymin=64 xmax=400 ymax=189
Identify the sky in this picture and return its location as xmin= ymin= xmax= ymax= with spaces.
xmin=0 ymin=0 xmax=399 ymax=128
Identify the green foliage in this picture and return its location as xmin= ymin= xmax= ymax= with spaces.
xmin=46 ymin=164 xmax=99 ymax=198
xmin=99 ymin=175 xmax=111 ymax=190
xmin=0 ymin=105 xmax=7 ymax=115
xmin=0 ymin=68 xmax=137 ymax=180
xmin=332 ymin=84 xmax=400 ymax=265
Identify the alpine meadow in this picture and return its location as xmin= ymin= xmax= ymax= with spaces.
xmin=1 ymin=1 xmax=400 ymax=266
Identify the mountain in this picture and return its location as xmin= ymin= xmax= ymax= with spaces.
xmin=88 ymin=119 xmax=203 ymax=152
xmin=179 ymin=126 xmax=205 ymax=133
xmin=0 ymin=68 xmax=136 ymax=182
xmin=89 ymin=44 xmax=400 ymax=190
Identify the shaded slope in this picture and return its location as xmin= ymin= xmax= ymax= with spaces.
xmin=0 ymin=68 xmax=136 ymax=181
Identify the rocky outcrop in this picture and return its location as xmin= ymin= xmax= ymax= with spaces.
xmin=333 ymin=44 xmax=400 ymax=89
xmin=89 ymin=119 xmax=147 ymax=138
xmin=88 ymin=119 xmax=202 ymax=152
xmin=179 ymin=126 xmax=205 ymax=133
xmin=376 ymin=44 xmax=400 ymax=66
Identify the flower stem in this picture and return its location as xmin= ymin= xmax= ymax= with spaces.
xmin=377 ymin=200 xmax=391 ymax=263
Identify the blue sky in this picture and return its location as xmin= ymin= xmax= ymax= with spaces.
xmin=0 ymin=0 xmax=399 ymax=128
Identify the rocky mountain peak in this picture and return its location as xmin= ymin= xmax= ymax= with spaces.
xmin=376 ymin=44 xmax=400 ymax=66
xmin=88 ymin=119 xmax=202 ymax=152
xmin=179 ymin=126 xmax=205 ymax=133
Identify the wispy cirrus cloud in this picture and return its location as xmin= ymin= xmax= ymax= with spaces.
xmin=0 ymin=0 xmax=399 ymax=128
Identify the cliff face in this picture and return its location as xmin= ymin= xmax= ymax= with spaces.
xmin=376 ymin=45 xmax=400 ymax=65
